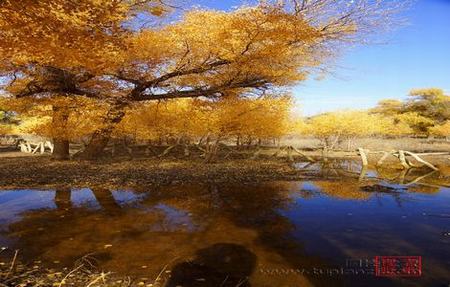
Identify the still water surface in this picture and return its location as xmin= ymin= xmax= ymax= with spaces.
xmin=0 ymin=165 xmax=449 ymax=286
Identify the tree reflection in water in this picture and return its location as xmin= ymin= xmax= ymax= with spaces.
xmin=1 ymin=169 xmax=449 ymax=287
xmin=3 ymin=183 xmax=342 ymax=286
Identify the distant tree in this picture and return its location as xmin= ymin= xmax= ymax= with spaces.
xmin=430 ymin=121 xmax=450 ymax=141
xmin=371 ymin=88 xmax=450 ymax=137
xmin=393 ymin=112 xmax=435 ymax=136
xmin=371 ymin=99 xmax=403 ymax=116
xmin=406 ymin=88 xmax=450 ymax=123
xmin=214 ymin=95 xmax=293 ymax=145
xmin=305 ymin=110 xmax=384 ymax=150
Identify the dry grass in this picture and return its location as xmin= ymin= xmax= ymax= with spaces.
xmin=0 ymin=250 xmax=156 ymax=287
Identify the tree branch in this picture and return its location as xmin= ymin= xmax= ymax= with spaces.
xmin=132 ymin=78 xmax=268 ymax=102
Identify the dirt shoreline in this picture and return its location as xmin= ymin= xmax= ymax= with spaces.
xmin=0 ymin=154 xmax=316 ymax=189
xmin=1 ymin=150 xmax=448 ymax=189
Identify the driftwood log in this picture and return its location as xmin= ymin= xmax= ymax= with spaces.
xmin=357 ymin=148 xmax=447 ymax=171
xmin=19 ymin=140 xmax=54 ymax=154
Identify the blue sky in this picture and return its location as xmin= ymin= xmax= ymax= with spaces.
xmin=198 ymin=0 xmax=450 ymax=116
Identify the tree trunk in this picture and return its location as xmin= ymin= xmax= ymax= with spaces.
xmin=53 ymin=139 xmax=70 ymax=160
xmin=76 ymin=103 xmax=127 ymax=160
xmin=52 ymin=105 xmax=70 ymax=160
xmin=77 ymin=128 xmax=115 ymax=160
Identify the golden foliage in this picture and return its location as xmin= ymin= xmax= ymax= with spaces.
xmin=0 ymin=0 xmax=406 ymax=152
xmin=0 ymin=124 xmax=11 ymax=135
xmin=116 ymin=95 xmax=293 ymax=142
xmin=1 ymin=96 xmax=107 ymax=140
xmin=371 ymin=99 xmax=403 ymax=116
xmin=0 ymin=0 xmax=166 ymax=72
xmin=394 ymin=112 xmax=435 ymax=135
xmin=300 ymin=110 xmax=387 ymax=144
xmin=373 ymin=88 xmax=450 ymax=136
xmin=430 ymin=121 xmax=450 ymax=137
xmin=116 ymin=99 xmax=212 ymax=141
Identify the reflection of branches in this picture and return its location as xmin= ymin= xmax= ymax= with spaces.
xmin=375 ymin=167 xmax=446 ymax=189
xmin=404 ymin=171 xmax=438 ymax=186
xmin=315 ymin=160 xmax=446 ymax=197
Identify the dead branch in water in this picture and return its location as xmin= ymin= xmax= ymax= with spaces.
xmin=403 ymin=151 xmax=439 ymax=171
xmin=358 ymin=148 xmax=444 ymax=171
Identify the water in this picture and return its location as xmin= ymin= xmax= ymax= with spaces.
xmin=0 ymin=165 xmax=449 ymax=287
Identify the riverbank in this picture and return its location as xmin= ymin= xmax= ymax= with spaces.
xmin=1 ymin=149 xmax=450 ymax=189
xmin=0 ymin=154 xmax=311 ymax=189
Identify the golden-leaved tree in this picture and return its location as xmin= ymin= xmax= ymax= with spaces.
xmin=1 ymin=96 xmax=108 ymax=142
xmin=0 ymin=107 xmax=15 ymax=134
xmin=213 ymin=95 xmax=293 ymax=145
xmin=1 ymin=0 xmax=404 ymax=159
xmin=115 ymin=95 xmax=292 ymax=147
xmin=115 ymin=99 xmax=212 ymax=143
xmin=430 ymin=121 xmax=450 ymax=140
xmin=0 ymin=0 xmax=169 ymax=158
xmin=302 ymin=110 xmax=385 ymax=150
xmin=372 ymin=88 xmax=450 ymax=137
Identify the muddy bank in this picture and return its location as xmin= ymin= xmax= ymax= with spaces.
xmin=0 ymin=155 xmax=311 ymax=189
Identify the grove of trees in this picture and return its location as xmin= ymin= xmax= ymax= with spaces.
xmin=0 ymin=0 xmax=410 ymax=159
xmin=298 ymin=88 xmax=450 ymax=150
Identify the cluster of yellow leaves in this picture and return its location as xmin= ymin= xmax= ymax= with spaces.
xmin=370 ymin=99 xmax=403 ymax=116
xmin=116 ymin=96 xmax=293 ymax=142
xmin=372 ymin=88 xmax=450 ymax=136
xmin=0 ymin=0 xmax=166 ymax=72
xmin=116 ymin=99 xmax=212 ymax=141
xmin=409 ymin=88 xmax=449 ymax=100
xmin=0 ymin=124 xmax=11 ymax=135
xmin=430 ymin=121 xmax=450 ymax=137
xmin=379 ymin=118 xmax=413 ymax=136
xmin=393 ymin=112 xmax=435 ymax=134
xmin=120 ymin=5 xmax=338 ymax=92
xmin=1 ymin=97 xmax=108 ymax=140
xmin=299 ymin=110 xmax=386 ymax=139
xmin=214 ymin=96 xmax=293 ymax=140
xmin=296 ymin=110 xmax=416 ymax=147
